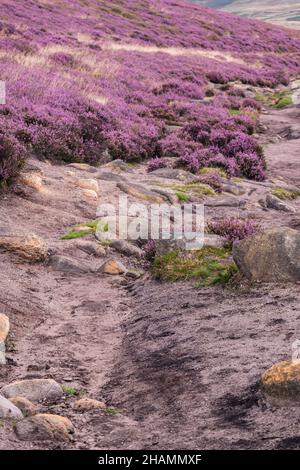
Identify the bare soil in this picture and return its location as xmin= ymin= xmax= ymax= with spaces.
xmin=0 ymin=105 xmax=299 ymax=449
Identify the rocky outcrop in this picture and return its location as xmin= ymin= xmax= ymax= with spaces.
xmin=233 ymin=227 xmax=300 ymax=282
xmin=266 ymin=194 xmax=296 ymax=213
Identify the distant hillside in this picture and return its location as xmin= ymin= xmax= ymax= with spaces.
xmin=0 ymin=0 xmax=300 ymax=184
xmin=191 ymin=0 xmax=300 ymax=29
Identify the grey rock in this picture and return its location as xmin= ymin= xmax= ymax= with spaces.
xmin=48 ymin=255 xmax=91 ymax=274
xmin=1 ymin=379 xmax=63 ymax=403
xmin=205 ymin=197 xmax=246 ymax=208
xmin=233 ymin=227 xmax=300 ymax=282
xmin=266 ymin=194 xmax=296 ymax=213
xmin=97 ymin=172 xmax=126 ymax=183
xmin=151 ymin=188 xmax=178 ymax=204
xmin=149 ymin=168 xmax=199 ymax=183
xmin=117 ymin=182 xmax=166 ymax=203
xmin=75 ymin=240 xmax=106 ymax=258
xmin=111 ymin=239 xmax=143 ymax=258
xmin=223 ymin=183 xmax=246 ymax=196
xmin=0 ymin=395 xmax=23 ymax=420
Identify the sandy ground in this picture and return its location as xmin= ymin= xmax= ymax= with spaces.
xmin=0 ymin=104 xmax=299 ymax=449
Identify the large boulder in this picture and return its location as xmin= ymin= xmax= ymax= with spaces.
xmin=1 ymin=379 xmax=63 ymax=403
xmin=233 ymin=227 xmax=300 ymax=282
xmin=15 ymin=414 xmax=74 ymax=441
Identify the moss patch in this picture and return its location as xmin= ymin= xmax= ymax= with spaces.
xmin=61 ymin=219 xmax=108 ymax=240
xmin=152 ymin=246 xmax=238 ymax=286
xmin=272 ymin=187 xmax=300 ymax=200
xmin=199 ymin=166 xmax=227 ymax=178
xmin=160 ymin=182 xmax=216 ymax=198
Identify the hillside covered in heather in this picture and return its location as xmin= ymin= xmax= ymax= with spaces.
xmin=1 ymin=0 xmax=300 ymax=185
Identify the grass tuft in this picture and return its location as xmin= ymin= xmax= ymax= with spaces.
xmin=152 ymin=246 xmax=238 ymax=286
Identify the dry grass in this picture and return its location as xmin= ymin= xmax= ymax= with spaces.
xmin=102 ymin=42 xmax=257 ymax=66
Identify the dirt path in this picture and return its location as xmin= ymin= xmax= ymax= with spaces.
xmin=0 ymin=100 xmax=299 ymax=449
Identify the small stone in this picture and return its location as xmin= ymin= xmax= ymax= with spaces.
xmin=73 ymin=398 xmax=106 ymax=411
xmin=48 ymin=255 xmax=91 ymax=274
xmin=1 ymin=379 xmax=63 ymax=403
xmin=117 ymin=182 xmax=166 ymax=204
xmin=0 ymin=395 xmax=23 ymax=420
xmin=10 ymin=397 xmax=37 ymax=416
xmin=0 ymin=314 xmax=9 ymax=343
xmin=266 ymin=194 xmax=296 ymax=213
xmin=68 ymin=163 xmax=98 ymax=173
xmin=111 ymin=240 xmax=143 ymax=258
xmin=78 ymin=178 xmax=99 ymax=192
xmin=261 ymin=360 xmax=300 ymax=403
xmin=15 ymin=414 xmax=74 ymax=441
xmin=223 ymin=183 xmax=246 ymax=196
xmin=0 ymin=232 xmax=48 ymax=262
xmin=19 ymin=173 xmax=43 ymax=191
xmin=81 ymin=189 xmax=98 ymax=200
xmin=75 ymin=240 xmax=106 ymax=258
xmin=98 ymin=259 xmax=127 ymax=275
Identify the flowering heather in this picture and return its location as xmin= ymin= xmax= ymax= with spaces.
xmin=147 ymin=157 xmax=168 ymax=172
xmin=0 ymin=0 xmax=299 ymax=183
xmin=207 ymin=217 xmax=261 ymax=244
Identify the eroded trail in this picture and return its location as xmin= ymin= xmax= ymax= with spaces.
xmin=0 ymin=100 xmax=299 ymax=449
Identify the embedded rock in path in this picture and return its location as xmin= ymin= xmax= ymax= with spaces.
xmin=15 ymin=414 xmax=74 ymax=441
xmin=233 ymin=227 xmax=300 ymax=282
xmin=1 ymin=379 xmax=63 ymax=403
xmin=261 ymin=360 xmax=300 ymax=403
xmin=0 ymin=314 xmax=9 ymax=344
xmin=117 ymin=182 xmax=166 ymax=204
xmin=81 ymin=189 xmax=98 ymax=200
xmin=78 ymin=178 xmax=99 ymax=193
xmin=0 ymin=230 xmax=48 ymax=262
xmin=97 ymin=172 xmax=126 ymax=183
xmin=73 ymin=398 xmax=106 ymax=411
xmin=266 ymin=194 xmax=296 ymax=213
xmin=48 ymin=255 xmax=91 ymax=274
xmin=111 ymin=239 xmax=143 ymax=258
xmin=19 ymin=172 xmax=43 ymax=191
xmin=75 ymin=240 xmax=106 ymax=258
xmin=203 ymin=234 xmax=227 ymax=248
xmin=10 ymin=396 xmax=38 ymax=417
xmin=0 ymin=313 xmax=10 ymax=365
xmin=205 ymin=197 xmax=246 ymax=208
xmin=0 ymin=395 xmax=23 ymax=420
xmin=68 ymin=163 xmax=98 ymax=173
xmin=98 ymin=259 xmax=127 ymax=275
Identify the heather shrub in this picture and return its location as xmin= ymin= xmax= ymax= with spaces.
xmin=207 ymin=217 xmax=260 ymax=245
xmin=143 ymin=239 xmax=157 ymax=261
xmin=0 ymin=133 xmax=25 ymax=185
xmin=198 ymin=171 xmax=223 ymax=193
xmin=147 ymin=157 xmax=168 ymax=172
